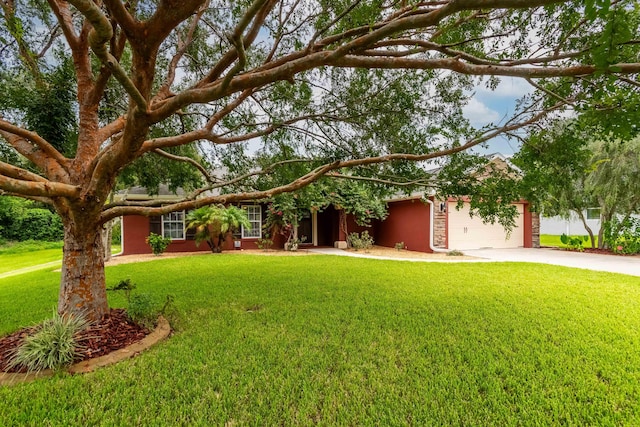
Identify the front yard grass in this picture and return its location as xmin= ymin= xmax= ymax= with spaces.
xmin=0 ymin=241 xmax=64 ymax=274
xmin=1 ymin=254 xmax=639 ymax=425
xmin=541 ymin=234 xmax=598 ymax=248
xmin=0 ymin=241 xmax=121 ymax=275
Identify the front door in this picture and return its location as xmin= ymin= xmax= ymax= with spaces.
xmin=298 ymin=211 xmax=312 ymax=245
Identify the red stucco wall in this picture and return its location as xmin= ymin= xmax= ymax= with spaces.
xmin=376 ymin=199 xmax=432 ymax=253
xmin=346 ymin=215 xmax=374 ymax=238
xmin=121 ymin=215 xmax=279 ymax=255
xmin=523 ymin=204 xmax=533 ymax=248
xmin=122 ymin=215 xmax=217 ymax=255
xmin=122 ymin=215 xmax=152 ymax=255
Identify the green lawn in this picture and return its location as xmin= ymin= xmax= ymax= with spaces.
xmin=0 ymin=241 xmax=121 ymax=275
xmin=0 ymin=241 xmax=64 ymax=275
xmin=540 ymin=234 xmax=598 ymax=248
xmin=0 ymin=249 xmax=63 ymax=275
xmin=1 ymin=254 xmax=640 ymax=425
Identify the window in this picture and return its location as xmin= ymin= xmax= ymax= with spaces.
xmin=586 ymin=208 xmax=601 ymax=220
xmin=162 ymin=211 xmax=185 ymax=240
xmin=242 ymin=205 xmax=262 ymax=238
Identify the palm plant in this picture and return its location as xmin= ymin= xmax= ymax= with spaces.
xmin=219 ymin=206 xmax=252 ymax=237
xmin=186 ymin=205 xmax=250 ymax=253
xmin=186 ymin=206 xmax=223 ymax=253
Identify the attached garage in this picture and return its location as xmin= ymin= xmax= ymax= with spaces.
xmin=447 ymin=202 xmax=525 ymax=250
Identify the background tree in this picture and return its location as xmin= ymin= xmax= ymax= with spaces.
xmin=0 ymin=0 xmax=638 ymax=321
xmin=587 ymin=136 xmax=640 ymax=247
xmin=514 ymin=115 xmax=640 ymax=249
xmin=0 ymin=196 xmax=64 ymax=242
xmin=513 ymin=119 xmax=597 ymax=246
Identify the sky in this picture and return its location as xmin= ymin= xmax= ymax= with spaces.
xmin=462 ymin=77 xmax=535 ymax=157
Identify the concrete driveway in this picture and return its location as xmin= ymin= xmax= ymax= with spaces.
xmin=464 ymin=248 xmax=640 ymax=277
xmin=309 ymin=247 xmax=640 ymax=277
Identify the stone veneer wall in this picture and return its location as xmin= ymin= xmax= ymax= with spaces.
xmin=433 ymin=199 xmax=447 ymax=248
xmin=532 ymin=211 xmax=540 ymax=248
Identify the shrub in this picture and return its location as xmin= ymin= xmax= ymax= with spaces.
xmin=348 ymin=231 xmax=374 ymax=251
xmin=603 ymin=217 xmax=640 ymax=255
xmin=128 ymin=293 xmax=157 ymax=329
xmin=256 ymin=237 xmax=274 ymax=251
xmin=108 ymin=278 xmax=137 ymax=302
xmin=394 ymin=242 xmax=405 ymax=250
xmin=284 ymin=236 xmax=306 ymax=251
xmin=108 ymin=281 xmax=177 ymax=329
xmin=347 ymin=232 xmax=360 ymax=249
xmin=8 ymin=311 xmax=89 ymax=373
xmin=560 ymin=233 xmax=588 ymax=251
xmin=7 ymin=209 xmax=64 ymax=242
xmin=447 ymin=249 xmax=464 ymax=256
xmin=146 ymin=232 xmax=171 ymax=255
xmin=159 ymin=294 xmax=183 ymax=331
xmin=111 ymin=220 xmax=122 ymax=245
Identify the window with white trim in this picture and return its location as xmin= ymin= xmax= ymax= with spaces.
xmin=242 ymin=205 xmax=262 ymax=238
xmin=162 ymin=210 xmax=185 ymax=240
xmin=586 ymin=208 xmax=601 ymax=220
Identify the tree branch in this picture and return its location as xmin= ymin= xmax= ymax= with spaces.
xmin=91 ymin=22 xmax=129 ymax=107
xmin=142 ymin=89 xmax=256 ymax=151
xmin=0 ymin=161 xmax=48 ymax=182
xmin=102 ymin=0 xmax=139 ymax=39
xmin=102 ymin=100 xmax=561 ymax=223
xmin=66 ymin=0 xmax=148 ymax=112
xmin=331 ymin=56 xmax=640 ymax=78
xmin=100 ymin=161 xmax=340 ymax=223
xmin=326 ymin=172 xmax=436 ymax=188
xmin=307 ymin=0 xmax=362 ymax=49
xmin=0 ymin=174 xmax=80 ymax=198
xmin=264 ymin=0 xmax=306 ymax=63
xmin=152 ymin=148 xmax=214 ymax=184
xmin=104 ymin=158 xmax=317 ymax=210
xmin=47 ymin=0 xmax=79 ymax=48
xmin=525 ymin=78 xmax=575 ymax=106
xmin=199 ymin=0 xmax=277 ymax=86
xmin=97 ymin=116 xmax=127 ymax=143
xmin=1 ymin=0 xmax=42 ymax=82
xmin=0 ymin=118 xmax=69 ymax=170
xmin=154 ymin=0 xmax=210 ymax=102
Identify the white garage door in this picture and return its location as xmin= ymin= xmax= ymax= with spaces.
xmin=448 ymin=202 xmax=524 ymax=250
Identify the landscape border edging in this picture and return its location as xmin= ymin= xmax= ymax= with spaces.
xmin=0 ymin=316 xmax=170 ymax=386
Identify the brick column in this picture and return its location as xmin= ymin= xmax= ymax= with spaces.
xmin=433 ymin=199 xmax=447 ymax=249
xmin=532 ymin=212 xmax=540 ymax=248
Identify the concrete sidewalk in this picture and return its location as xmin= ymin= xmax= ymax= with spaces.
xmin=309 ymin=247 xmax=640 ymax=277
xmin=0 ymin=260 xmax=62 ymax=280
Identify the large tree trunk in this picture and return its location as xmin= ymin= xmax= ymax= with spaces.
xmin=101 ymin=220 xmax=113 ymax=262
xmin=58 ymin=222 xmax=109 ymax=322
xmin=598 ymin=211 xmax=615 ymax=250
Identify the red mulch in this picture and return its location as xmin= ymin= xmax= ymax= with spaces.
xmin=543 ymin=246 xmax=638 ymax=257
xmin=581 ymin=248 xmax=616 ymax=255
xmin=0 ymin=309 xmax=150 ymax=373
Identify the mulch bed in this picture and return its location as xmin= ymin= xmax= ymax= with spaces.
xmin=581 ymin=248 xmax=617 ymax=255
xmin=543 ymin=246 xmax=638 ymax=257
xmin=0 ymin=309 xmax=149 ymax=374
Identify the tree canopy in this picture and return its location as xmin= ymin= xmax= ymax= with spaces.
xmin=0 ymin=0 xmax=639 ymax=319
xmin=514 ymin=111 xmax=640 ymax=248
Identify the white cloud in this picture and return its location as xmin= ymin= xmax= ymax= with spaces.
xmin=475 ymin=77 xmax=533 ymax=98
xmin=462 ymin=98 xmax=501 ymax=127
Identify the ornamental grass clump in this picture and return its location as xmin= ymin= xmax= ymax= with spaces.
xmin=8 ymin=311 xmax=89 ymax=373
